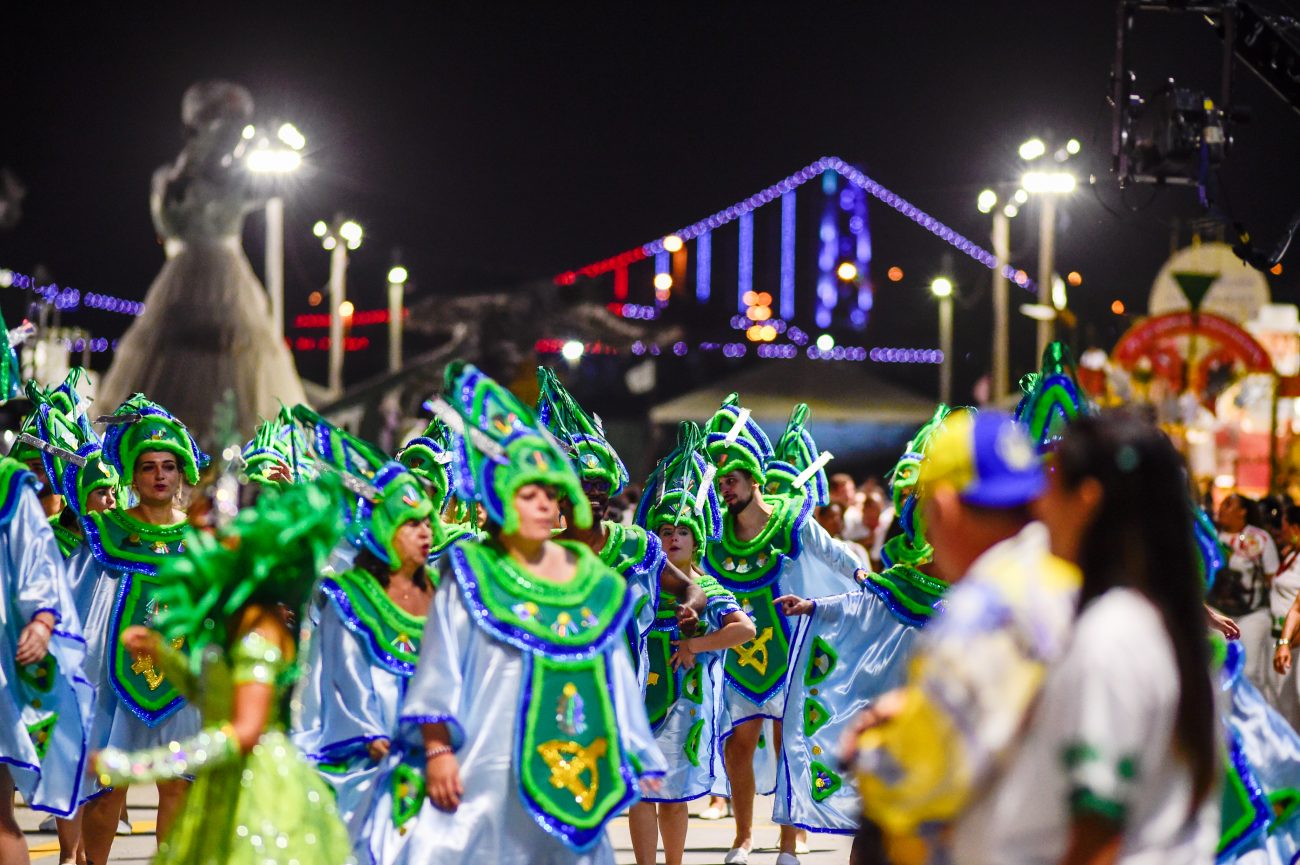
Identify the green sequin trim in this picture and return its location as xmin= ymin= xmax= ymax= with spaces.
xmin=458 ymin=540 xmax=627 ymax=650
xmin=865 ymin=562 xmax=947 ymax=620
xmin=391 ymin=763 xmax=427 ymax=829
xmin=26 ymin=715 xmax=57 ymax=760
xmin=49 ymin=517 xmax=81 ymax=558
xmin=805 ymin=636 xmax=838 ymax=687
xmin=804 ymin=696 xmax=831 ymax=737
xmin=332 ymin=568 xmax=425 ymax=670
xmin=705 ymin=494 xmax=803 ymax=586
xmin=684 ymin=719 xmax=705 ymax=768
xmin=87 ymin=507 xmax=188 ymax=568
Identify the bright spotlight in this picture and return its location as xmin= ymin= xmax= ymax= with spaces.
xmin=930 ymin=277 xmax=953 ymax=299
xmin=1019 ymin=138 xmax=1047 ymax=161
xmin=313 ymin=221 xmax=328 ymax=238
xmin=662 ymin=234 xmax=684 ymax=253
xmin=246 ymin=148 xmax=302 ymax=173
xmin=836 ymin=262 xmax=859 ymax=281
xmin=1066 ymin=138 xmax=1081 ymax=155
xmin=976 ymin=189 xmax=998 ymax=214
xmin=816 ymin=333 xmax=835 ymax=351
xmin=277 ymin=122 xmax=306 ymax=151
xmin=1013 ymin=188 xmax=1029 ymax=205
xmin=561 ymin=340 xmax=585 ymax=361
xmin=1022 ymin=171 xmax=1077 ymax=194
xmin=388 ymin=266 xmax=409 ymax=285
xmin=653 ymin=272 xmax=673 ymax=291
xmin=339 ymin=300 xmax=355 ymax=318
xmin=242 ymin=125 xmax=256 ymax=140
xmin=1004 ymin=204 xmax=1020 ymax=218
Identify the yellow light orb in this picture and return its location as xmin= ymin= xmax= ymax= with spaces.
xmin=662 ymin=234 xmax=684 ymax=253
xmin=751 ymin=306 xmax=772 ymax=322
xmin=339 ymin=301 xmax=355 ymax=318
xmin=836 ymin=262 xmax=859 ymax=282
xmin=653 ymin=273 xmax=673 ymax=291
xmin=746 ymin=325 xmax=763 ymax=342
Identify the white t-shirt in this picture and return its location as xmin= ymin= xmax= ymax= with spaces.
xmin=1218 ymin=526 xmax=1280 ymax=612
xmin=1271 ymin=546 xmax=1300 ymax=621
xmin=953 ymin=588 xmax=1218 ymax=865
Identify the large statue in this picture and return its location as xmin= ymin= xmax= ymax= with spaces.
xmin=97 ymin=80 xmax=307 ymax=444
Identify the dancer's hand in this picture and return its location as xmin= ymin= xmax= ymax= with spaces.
xmin=367 ymin=738 xmax=391 ymax=761
xmin=775 ymin=595 xmax=813 ymax=617
xmin=16 ymin=616 xmax=53 ymax=666
xmin=426 ymin=753 xmax=463 ymax=812
xmin=670 ymin=639 xmax=697 ymax=670
xmin=121 ymin=625 xmax=161 ymax=657
xmin=675 ymin=604 xmax=699 ymax=636
xmin=1206 ymin=606 xmax=1240 ymax=641
xmin=1276 ymin=644 xmax=1293 ymax=676
xmin=266 ymin=462 xmax=293 ymax=484
xmin=639 ymin=776 xmax=663 ymax=795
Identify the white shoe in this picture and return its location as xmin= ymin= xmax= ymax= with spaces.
xmin=775 ymin=854 xmax=801 ymax=865
xmin=117 ymin=817 xmax=133 ymax=836
xmin=795 ymin=837 xmax=811 ymax=854
xmin=723 ymin=847 xmax=751 ymax=864
xmin=700 ymin=802 xmax=728 ymax=820
xmin=38 ymin=815 xmax=56 ymax=832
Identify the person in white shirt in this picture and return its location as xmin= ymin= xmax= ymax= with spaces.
xmin=1269 ymin=503 xmax=1300 ymax=729
xmin=958 ymin=414 xmax=1218 ymax=865
xmin=1215 ymin=493 xmax=1281 ymax=694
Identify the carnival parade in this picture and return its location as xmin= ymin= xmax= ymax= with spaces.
xmin=11 ymin=4 xmax=1300 ymax=864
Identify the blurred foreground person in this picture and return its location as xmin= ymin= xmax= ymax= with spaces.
xmin=955 ymin=413 xmax=1218 ymax=864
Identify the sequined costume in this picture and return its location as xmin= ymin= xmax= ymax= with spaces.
xmin=0 ymin=457 xmax=95 ymax=816
xmin=774 ymin=407 xmax=952 ymax=833
xmin=92 ymin=478 xmax=354 ymax=865
xmin=634 ymin=423 xmax=743 ymax=802
xmin=357 ymin=363 xmax=665 ymax=865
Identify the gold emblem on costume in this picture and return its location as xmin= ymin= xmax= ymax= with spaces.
xmin=734 ymin=627 xmax=774 ymax=676
xmin=130 ymin=637 xmax=185 ymax=691
xmin=537 ymin=737 xmax=607 ymax=812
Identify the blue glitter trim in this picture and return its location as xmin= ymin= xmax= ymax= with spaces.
xmin=318 ymin=577 xmax=420 ymax=677
xmin=397 ymin=713 xmax=466 ymax=750
xmin=81 ymin=515 xmax=159 ymax=577
xmin=860 ymin=576 xmax=935 ymax=628
xmin=448 ymin=544 xmax=632 ymax=659
xmin=106 ymin=573 xmax=185 ymax=726
xmin=513 ymin=652 xmax=641 ymax=852
xmin=0 ymin=468 xmax=37 ymax=529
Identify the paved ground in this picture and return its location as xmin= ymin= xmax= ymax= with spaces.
xmin=19 ymin=788 xmax=852 ymax=864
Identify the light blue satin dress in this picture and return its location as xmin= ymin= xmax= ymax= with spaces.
xmin=357 ymin=559 xmax=666 ymax=865
xmin=0 ymin=484 xmax=95 ymax=816
xmin=294 ymin=573 xmax=421 ymax=834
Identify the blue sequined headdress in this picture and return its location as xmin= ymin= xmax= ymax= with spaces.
xmin=635 ymin=422 xmax=722 ymax=556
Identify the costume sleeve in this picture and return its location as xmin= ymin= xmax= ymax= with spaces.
xmin=9 ymin=488 xmax=69 ymax=623
xmin=790 ymin=518 xmax=866 ymax=599
xmin=610 ymin=636 xmax=668 ymax=777
xmin=400 ymin=571 xmax=469 ymax=749
xmin=307 ymin=602 xmax=388 ymax=756
xmin=95 ymin=721 xmax=239 ymax=785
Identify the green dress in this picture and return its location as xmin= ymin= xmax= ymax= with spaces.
xmin=96 ymin=630 xmax=355 ymax=865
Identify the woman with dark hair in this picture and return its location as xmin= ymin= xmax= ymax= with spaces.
xmin=1268 ymin=503 xmax=1300 ymax=728
xmin=1214 ymin=492 xmax=1280 ymax=695
xmin=293 ymin=463 xmax=434 ymax=835
xmin=955 ymin=413 xmax=1218 ymax=863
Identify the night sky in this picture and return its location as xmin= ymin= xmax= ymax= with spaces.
xmin=6 ymin=1 xmax=1300 ymax=403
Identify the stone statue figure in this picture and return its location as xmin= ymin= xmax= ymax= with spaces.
xmin=97 ymin=80 xmax=307 ymax=445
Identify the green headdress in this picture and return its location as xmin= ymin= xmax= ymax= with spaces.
xmin=432 ymin=361 xmax=590 ymax=534
xmin=764 ymin=403 xmax=832 ymax=504
xmin=288 ymin=404 xmax=433 ymax=558
xmin=1014 ymin=341 xmax=1092 ymax=455
xmin=21 ymin=369 xmax=121 ymax=516
xmin=7 ymin=402 xmax=43 ymax=467
xmin=535 ymin=366 xmax=629 ymax=495
xmin=152 ymin=477 xmax=347 ymax=660
xmin=882 ymin=404 xmax=953 ymax=568
xmin=704 ymin=393 xmax=774 ymax=486
xmin=396 ymin=417 xmax=455 ymax=511
xmin=101 ymin=394 xmax=209 ymax=487
xmin=0 ymin=304 xmax=29 ymax=405
xmin=635 ymin=422 xmax=722 ymax=558
xmin=241 ymin=407 xmax=315 ymax=487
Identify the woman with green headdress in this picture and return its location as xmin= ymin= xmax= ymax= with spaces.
xmin=770 ymin=406 xmax=955 ymax=839
xmin=357 ymin=362 xmax=665 ymax=865
xmin=292 ymin=461 xmax=435 ymax=836
xmin=627 ymin=422 xmax=756 ymax=865
xmin=90 ymin=477 xmax=355 ymax=865
xmin=72 ymin=393 xmax=211 ymax=865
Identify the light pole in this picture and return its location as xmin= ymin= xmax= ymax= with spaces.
xmin=245 ymin=121 xmax=306 ymax=341
xmin=387 ymin=262 xmax=408 ymax=374
xmin=976 ymin=188 xmax=1018 ymax=402
xmin=313 ymin=216 xmax=364 ymax=397
xmin=931 ymin=277 xmax=954 ymax=405
xmin=1018 ymin=136 xmax=1080 ymax=361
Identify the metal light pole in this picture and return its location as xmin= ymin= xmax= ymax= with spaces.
xmin=992 ymin=208 xmax=1011 ymax=401
xmin=265 ymin=196 xmax=285 ymax=341
xmin=1017 ymin=136 xmax=1080 ymax=362
xmin=244 ymin=121 xmax=305 ymax=342
xmin=931 ymin=277 xmax=954 ymax=405
xmin=314 ymin=216 xmax=364 ymax=398
xmin=387 ymin=263 xmax=408 ymax=374
xmin=1035 ymin=194 xmax=1057 ymax=361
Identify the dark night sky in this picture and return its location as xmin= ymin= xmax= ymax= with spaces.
xmin=6 ymin=1 xmax=1300 ymax=402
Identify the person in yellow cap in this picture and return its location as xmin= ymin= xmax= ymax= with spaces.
xmin=848 ymin=410 xmax=1081 ymax=864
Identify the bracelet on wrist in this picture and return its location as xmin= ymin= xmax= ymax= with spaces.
xmin=425 ymin=745 xmax=454 ymax=761
xmin=29 ymin=618 xmax=52 ymax=633
xmin=1279 ymin=638 xmax=1291 ymax=648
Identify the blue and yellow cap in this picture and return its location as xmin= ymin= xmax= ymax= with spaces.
xmin=921 ymin=410 xmax=1044 ymax=508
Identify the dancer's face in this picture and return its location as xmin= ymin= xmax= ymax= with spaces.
xmin=582 ymin=480 xmax=611 ymax=522
xmin=513 ymin=483 xmax=561 ymax=542
xmin=716 ymin=470 xmax=755 ymax=514
xmin=134 ymin=451 xmax=182 ymax=506
xmin=656 ymin=523 xmax=697 ymax=570
xmin=86 ymin=487 xmax=116 ymax=513
xmin=393 ymin=517 xmax=434 ymax=569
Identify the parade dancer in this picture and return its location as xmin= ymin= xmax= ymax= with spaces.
xmin=358 ymin=362 xmax=665 ymax=865
xmin=396 ymin=418 xmax=481 ymax=561
xmin=700 ymin=395 xmax=865 ymax=865
xmin=771 ymin=406 xmax=953 ymax=835
xmin=0 ymin=445 xmax=95 ymax=865
xmin=536 ymin=367 xmax=704 ymax=684
xmin=73 ymin=394 xmax=211 ymax=865
xmin=293 ymin=462 xmax=436 ymax=834
xmin=240 ymin=407 xmax=317 ymax=487
xmin=91 ymin=478 xmax=355 ymax=865
xmin=627 ymin=423 xmax=756 ymax=865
